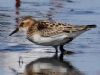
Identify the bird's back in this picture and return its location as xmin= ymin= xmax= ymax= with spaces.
xmin=37 ymin=20 xmax=96 ymax=38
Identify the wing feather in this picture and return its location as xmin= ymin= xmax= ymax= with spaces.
xmin=37 ymin=21 xmax=86 ymax=37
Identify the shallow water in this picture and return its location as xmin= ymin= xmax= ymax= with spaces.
xmin=0 ymin=0 xmax=100 ymax=75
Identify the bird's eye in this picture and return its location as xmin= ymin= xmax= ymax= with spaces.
xmin=20 ymin=22 xmax=24 ymax=27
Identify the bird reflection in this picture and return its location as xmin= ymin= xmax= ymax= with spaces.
xmin=24 ymin=53 xmax=84 ymax=75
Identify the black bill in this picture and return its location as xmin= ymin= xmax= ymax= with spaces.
xmin=9 ymin=27 xmax=19 ymax=36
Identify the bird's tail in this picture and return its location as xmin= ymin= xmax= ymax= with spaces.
xmin=68 ymin=24 xmax=96 ymax=38
xmin=85 ymin=24 xmax=96 ymax=30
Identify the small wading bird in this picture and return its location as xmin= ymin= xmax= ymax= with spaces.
xmin=9 ymin=16 xmax=96 ymax=54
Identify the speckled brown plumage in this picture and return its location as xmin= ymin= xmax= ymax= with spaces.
xmin=25 ymin=17 xmax=95 ymax=37
xmin=9 ymin=16 xmax=96 ymax=55
xmin=10 ymin=16 xmax=96 ymax=38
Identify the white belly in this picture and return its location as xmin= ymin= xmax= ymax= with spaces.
xmin=27 ymin=33 xmax=69 ymax=46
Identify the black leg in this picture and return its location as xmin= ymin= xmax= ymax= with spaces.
xmin=59 ymin=45 xmax=74 ymax=55
xmin=59 ymin=45 xmax=65 ymax=61
xmin=53 ymin=46 xmax=59 ymax=58
xmin=59 ymin=52 xmax=64 ymax=61
xmin=59 ymin=45 xmax=66 ymax=54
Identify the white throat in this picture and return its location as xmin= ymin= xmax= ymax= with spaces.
xmin=19 ymin=27 xmax=28 ymax=35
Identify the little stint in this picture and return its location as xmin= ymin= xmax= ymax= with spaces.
xmin=9 ymin=16 xmax=96 ymax=54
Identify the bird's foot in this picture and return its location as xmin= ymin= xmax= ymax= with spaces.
xmin=64 ymin=50 xmax=75 ymax=55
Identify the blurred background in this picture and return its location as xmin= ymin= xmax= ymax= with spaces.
xmin=0 ymin=0 xmax=100 ymax=75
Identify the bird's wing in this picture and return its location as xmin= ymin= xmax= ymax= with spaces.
xmin=37 ymin=21 xmax=66 ymax=37
xmin=37 ymin=20 xmax=94 ymax=37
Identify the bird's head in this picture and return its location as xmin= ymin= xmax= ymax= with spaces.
xmin=9 ymin=16 xmax=37 ymax=36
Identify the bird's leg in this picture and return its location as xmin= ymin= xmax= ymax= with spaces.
xmin=59 ymin=51 xmax=64 ymax=61
xmin=53 ymin=46 xmax=58 ymax=58
xmin=59 ymin=45 xmax=65 ymax=54
xmin=59 ymin=45 xmax=74 ymax=55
